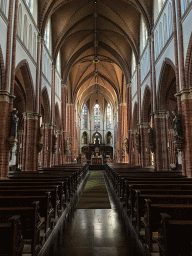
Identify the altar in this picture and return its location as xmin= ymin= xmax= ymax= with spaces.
xmin=91 ymin=156 xmax=103 ymax=165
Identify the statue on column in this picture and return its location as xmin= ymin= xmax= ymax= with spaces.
xmin=37 ymin=125 xmax=44 ymax=152
xmin=148 ymin=125 xmax=155 ymax=153
xmin=9 ymin=109 xmax=19 ymax=139
xmin=8 ymin=109 xmax=19 ymax=160
xmin=172 ymin=110 xmax=183 ymax=152
xmin=52 ymin=133 xmax=57 ymax=153
xmin=135 ymin=132 xmax=140 ymax=153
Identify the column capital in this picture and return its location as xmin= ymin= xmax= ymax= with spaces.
xmin=62 ymin=83 xmax=68 ymax=89
xmin=126 ymin=83 xmax=131 ymax=88
xmin=148 ymin=34 xmax=154 ymax=43
xmin=175 ymin=88 xmax=192 ymax=101
xmin=52 ymin=64 xmax=56 ymax=71
xmin=0 ymin=91 xmax=15 ymax=103
xmin=154 ymin=110 xmax=169 ymax=119
xmin=136 ymin=64 xmax=140 ymax=70
xmin=139 ymin=122 xmax=150 ymax=128
xmin=23 ymin=112 xmax=40 ymax=120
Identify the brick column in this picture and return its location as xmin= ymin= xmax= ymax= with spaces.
xmin=139 ymin=122 xmax=151 ymax=167
xmin=154 ymin=111 xmax=169 ymax=170
xmin=179 ymin=90 xmax=192 ymax=176
xmin=0 ymin=92 xmax=14 ymax=178
xmin=22 ymin=112 xmax=39 ymax=171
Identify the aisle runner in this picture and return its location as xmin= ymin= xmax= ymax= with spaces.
xmin=76 ymin=171 xmax=111 ymax=209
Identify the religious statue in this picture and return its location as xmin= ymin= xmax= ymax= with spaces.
xmin=8 ymin=109 xmax=19 ymax=160
xmin=135 ymin=132 xmax=140 ymax=153
xmin=125 ymin=138 xmax=129 ymax=153
xmin=172 ymin=110 xmax=183 ymax=152
xmin=37 ymin=125 xmax=44 ymax=152
xmin=52 ymin=133 xmax=57 ymax=153
xmin=9 ymin=109 xmax=19 ymax=139
xmin=148 ymin=125 xmax=155 ymax=152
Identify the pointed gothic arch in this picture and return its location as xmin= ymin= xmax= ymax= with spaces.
xmin=0 ymin=46 xmax=5 ymax=90
xmin=141 ymin=85 xmax=151 ymax=123
xmin=15 ymin=60 xmax=35 ymax=112
xmin=42 ymin=87 xmax=51 ymax=123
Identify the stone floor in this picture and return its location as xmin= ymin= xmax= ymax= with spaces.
xmin=43 ymin=171 xmax=144 ymax=256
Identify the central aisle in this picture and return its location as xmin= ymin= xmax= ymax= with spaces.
xmin=50 ymin=170 xmax=144 ymax=256
xmin=76 ymin=171 xmax=111 ymax=209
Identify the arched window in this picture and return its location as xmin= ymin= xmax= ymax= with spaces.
xmin=25 ymin=0 xmax=33 ymax=14
xmin=23 ymin=15 xmax=28 ymax=46
xmin=56 ymin=51 xmax=61 ymax=74
xmin=33 ymin=32 xmax=37 ymax=60
xmin=168 ymin=3 xmax=173 ymax=37
xmin=132 ymin=52 xmax=136 ymax=75
xmin=82 ymin=132 xmax=88 ymax=144
xmin=0 ymin=0 xmax=7 ymax=15
xmin=82 ymin=104 xmax=88 ymax=129
xmin=159 ymin=22 xmax=163 ymax=51
xmin=106 ymin=103 xmax=112 ymax=129
xmin=141 ymin=17 xmax=148 ymax=52
xmin=28 ymin=24 xmax=32 ymax=53
xmin=155 ymin=30 xmax=159 ymax=59
xmin=94 ymin=103 xmax=100 ymax=129
xmin=45 ymin=19 xmax=51 ymax=50
xmin=17 ymin=4 xmax=22 ymax=39
xmin=163 ymin=14 xmax=167 ymax=45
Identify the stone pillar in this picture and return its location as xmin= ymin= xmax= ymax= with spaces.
xmin=154 ymin=111 xmax=169 ymax=170
xmin=22 ymin=112 xmax=39 ymax=171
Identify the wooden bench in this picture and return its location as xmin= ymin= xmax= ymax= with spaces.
xmin=0 ymin=188 xmax=59 ymax=221
xmin=0 ymin=192 xmax=52 ymax=240
xmin=157 ymin=213 xmax=192 ymax=256
xmin=143 ymin=199 xmax=192 ymax=254
xmin=0 ymin=180 xmax=68 ymax=208
xmin=134 ymin=192 xmax=192 ymax=236
xmin=0 ymin=215 xmax=25 ymax=256
xmin=0 ymin=201 xmax=43 ymax=256
xmin=127 ymin=183 xmax=192 ymax=217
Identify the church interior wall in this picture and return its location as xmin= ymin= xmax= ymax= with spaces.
xmin=0 ymin=15 xmax=7 ymax=64
xmin=182 ymin=6 xmax=192 ymax=62
xmin=155 ymin=38 xmax=175 ymax=93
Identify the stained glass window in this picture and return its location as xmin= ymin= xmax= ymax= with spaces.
xmin=107 ymin=103 xmax=112 ymax=129
xmin=82 ymin=104 xmax=88 ymax=129
xmin=94 ymin=103 xmax=100 ymax=129
xmin=45 ymin=19 xmax=50 ymax=50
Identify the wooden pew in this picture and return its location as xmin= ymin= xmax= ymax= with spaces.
xmin=0 ymin=180 xmax=68 ymax=208
xmin=0 ymin=188 xmax=59 ymax=221
xmin=134 ymin=192 xmax=192 ymax=235
xmin=157 ymin=213 xmax=192 ymax=256
xmin=0 ymin=215 xmax=25 ymax=256
xmin=0 ymin=192 xmax=52 ymax=240
xmin=127 ymin=183 xmax=192 ymax=217
xmin=0 ymin=201 xmax=43 ymax=256
xmin=8 ymin=172 xmax=75 ymax=198
xmin=143 ymin=199 xmax=192 ymax=254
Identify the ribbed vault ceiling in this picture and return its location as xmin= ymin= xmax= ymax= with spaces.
xmin=38 ymin=0 xmax=153 ymax=109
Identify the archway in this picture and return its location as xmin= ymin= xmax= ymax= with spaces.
xmin=141 ymin=86 xmax=152 ymax=166
xmin=156 ymin=59 xmax=178 ymax=170
xmin=11 ymin=60 xmax=35 ymax=171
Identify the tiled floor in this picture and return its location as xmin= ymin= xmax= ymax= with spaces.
xmin=46 ymin=171 xmax=144 ymax=256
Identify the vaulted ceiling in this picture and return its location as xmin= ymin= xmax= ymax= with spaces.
xmin=38 ymin=0 xmax=154 ymax=109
